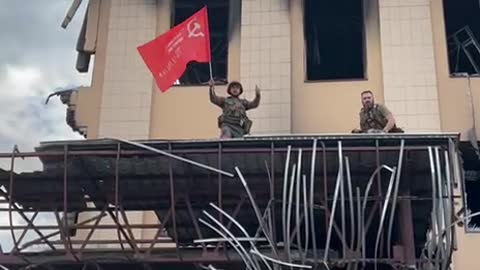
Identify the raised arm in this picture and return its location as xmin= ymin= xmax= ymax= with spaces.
xmin=209 ymin=79 xmax=224 ymax=107
xmin=245 ymin=85 xmax=261 ymax=110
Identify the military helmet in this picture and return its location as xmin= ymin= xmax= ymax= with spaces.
xmin=227 ymin=81 xmax=243 ymax=96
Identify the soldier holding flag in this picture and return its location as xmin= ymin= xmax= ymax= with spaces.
xmin=138 ymin=6 xmax=262 ymax=139
xmin=209 ymin=80 xmax=261 ymax=138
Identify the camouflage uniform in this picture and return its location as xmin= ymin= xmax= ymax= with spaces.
xmin=209 ymin=86 xmax=260 ymax=138
xmin=359 ymin=104 xmax=402 ymax=133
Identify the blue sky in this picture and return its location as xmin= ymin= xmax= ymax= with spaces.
xmin=0 ymin=0 xmax=91 ymax=252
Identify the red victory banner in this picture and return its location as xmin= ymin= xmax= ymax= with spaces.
xmin=137 ymin=6 xmax=211 ymax=92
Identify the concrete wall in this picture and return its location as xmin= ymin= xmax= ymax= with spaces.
xmin=240 ymin=0 xmax=292 ymax=134
xmin=68 ymin=0 xmax=111 ymax=139
xmin=96 ymin=0 xmax=157 ymax=139
xmin=379 ymin=0 xmax=441 ymax=132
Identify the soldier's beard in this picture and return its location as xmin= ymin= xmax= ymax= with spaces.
xmin=363 ymin=101 xmax=373 ymax=109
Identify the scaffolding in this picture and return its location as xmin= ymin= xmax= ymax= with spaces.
xmin=447 ymin=26 xmax=480 ymax=74
xmin=0 ymin=134 xmax=464 ymax=270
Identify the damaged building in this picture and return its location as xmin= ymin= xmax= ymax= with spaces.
xmin=1 ymin=0 xmax=480 ymax=269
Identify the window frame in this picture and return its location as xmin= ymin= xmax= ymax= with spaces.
xmin=170 ymin=0 xmax=231 ymax=87
xmin=442 ymin=0 xmax=480 ymax=77
xmin=303 ymin=0 xmax=368 ymax=83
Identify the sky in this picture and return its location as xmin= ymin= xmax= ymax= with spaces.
xmin=0 ymin=0 xmax=89 ymax=171
xmin=0 ymin=0 xmax=91 ymax=252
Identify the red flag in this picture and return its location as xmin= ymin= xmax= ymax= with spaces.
xmin=137 ymin=6 xmax=211 ymax=92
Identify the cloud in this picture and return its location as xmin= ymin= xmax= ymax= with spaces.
xmin=0 ymin=0 xmax=90 ymax=170
xmin=0 ymin=0 xmax=92 ymax=252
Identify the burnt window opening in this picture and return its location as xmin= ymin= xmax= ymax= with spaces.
xmin=443 ymin=0 xmax=480 ymax=75
xmin=304 ymin=0 xmax=366 ymax=81
xmin=465 ymin=171 xmax=480 ymax=231
xmin=173 ymin=0 xmax=229 ymax=85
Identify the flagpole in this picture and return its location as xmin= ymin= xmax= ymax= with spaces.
xmin=208 ymin=61 xmax=214 ymax=81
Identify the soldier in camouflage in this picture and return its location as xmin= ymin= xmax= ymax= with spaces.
xmin=209 ymin=80 xmax=261 ymax=138
xmin=353 ymin=90 xmax=403 ymax=133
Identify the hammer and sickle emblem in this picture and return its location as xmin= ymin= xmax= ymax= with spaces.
xmin=187 ymin=19 xmax=205 ymax=38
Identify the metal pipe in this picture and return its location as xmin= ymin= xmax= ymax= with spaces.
xmin=340 ymin=154 xmax=346 ymax=259
xmin=203 ymin=208 xmax=267 ymax=270
xmin=213 ymin=196 xmax=247 ymax=253
xmin=250 ymin=249 xmax=313 ymax=269
xmin=8 ymin=147 xmax=19 ymax=253
xmin=118 ymin=207 xmax=139 ymax=254
xmin=375 ymin=140 xmax=383 ymax=218
xmin=0 ymin=145 xmax=441 ymax=159
xmin=194 ymin=238 xmax=267 ymax=244
xmin=295 ymin=149 xmax=303 ymax=261
xmin=2 ymin=223 xmax=174 ymax=230
xmin=114 ymin=143 xmax=126 ymax=253
xmin=49 ymin=239 xmax=173 ymax=245
xmin=435 ymin=148 xmax=446 ymax=234
xmin=207 ymin=264 xmax=223 ymax=270
xmin=345 ymin=157 xmax=355 ymax=253
xmin=79 ymin=208 xmax=107 ymax=253
xmin=282 ymin=145 xmax=292 ymax=262
xmin=109 ymin=138 xmax=234 ymax=177
xmin=54 ymin=210 xmax=69 ymax=255
xmin=235 ymin=167 xmax=279 ymax=259
xmin=448 ymin=138 xmax=461 ymax=187
xmin=322 ymin=141 xmax=328 ymax=234
xmin=355 ymin=188 xmax=362 ymax=270
xmin=386 ymin=139 xmax=404 ymax=258
xmin=428 ymin=147 xmax=439 ymax=254
xmin=167 ymin=143 xmax=181 ymax=260
xmin=286 ymin=163 xmax=297 ymax=264
xmin=374 ymin=167 xmax=397 ymax=270
xmin=207 ymin=203 xmax=273 ymax=270
xmin=323 ymin=141 xmax=343 ymax=262
xmin=270 ymin=142 xmax=277 ymax=251
xmin=252 ymin=199 xmax=274 ymax=239
xmin=308 ymin=139 xmax=318 ymax=267
xmin=185 ymin=195 xmax=207 ymax=252
xmin=434 ymin=147 xmax=447 ymax=269
xmin=421 ymin=210 xmax=480 ymax=268
xmin=302 ymin=174 xmax=309 ymax=264
xmin=430 ymin=147 xmax=444 ymax=269
xmin=200 ymin=216 xmax=258 ymax=270
xmin=448 ymin=139 xmax=460 ymax=252
xmin=425 ymin=211 xmax=480 ymax=250
xmin=199 ymin=218 xmax=254 ymax=270
xmin=146 ymin=209 xmax=172 ymax=255
xmin=63 ymin=144 xmax=76 ymax=260
xmin=361 ymin=165 xmax=395 ymax=263
xmin=217 ymin=142 xmax=224 ymax=254
xmin=443 ymin=150 xmax=453 ymax=270
xmin=19 ymin=212 xmax=107 ymax=250
xmin=14 ymin=212 xmax=39 ymax=248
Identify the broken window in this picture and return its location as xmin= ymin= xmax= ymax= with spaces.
xmin=464 ymin=170 xmax=480 ymax=231
xmin=172 ymin=0 xmax=229 ymax=85
xmin=443 ymin=0 xmax=480 ymax=75
xmin=304 ymin=0 xmax=366 ymax=81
